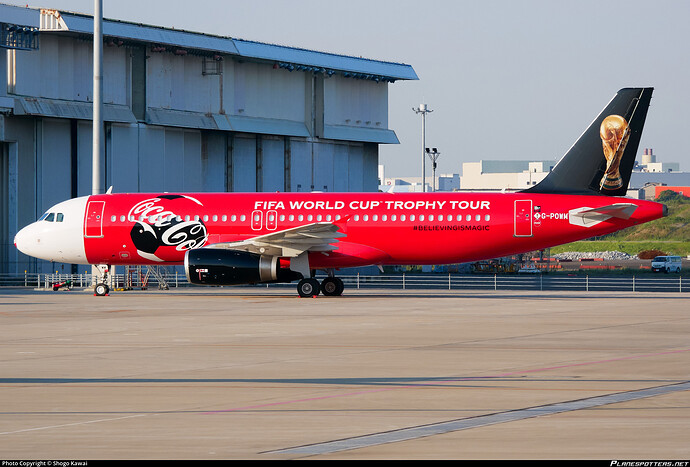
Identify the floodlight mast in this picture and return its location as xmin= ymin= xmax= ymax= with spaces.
xmin=425 ymin=147 xmax=441 ymax=192
xmin=412 ymin=104 xmax=432 ymax=192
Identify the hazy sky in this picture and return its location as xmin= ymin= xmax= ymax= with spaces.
xmin=7 ymin=0 xmax=690 ymax=177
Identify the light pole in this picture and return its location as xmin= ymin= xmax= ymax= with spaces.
xmin=425 ymin=147 xmax=440 ymax=192
xmin=412 ymin=104 xmax=432 ymax=192
xmin=93 ymin=0 xmax=103 ymax=196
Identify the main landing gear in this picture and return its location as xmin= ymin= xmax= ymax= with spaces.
xmin=296 ymin=276 xmax=344 ymax=298
xmin=291 ymin=254 xmax=344 ymax=298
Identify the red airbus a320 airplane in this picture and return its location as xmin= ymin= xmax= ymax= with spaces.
xmin=15 ymin=88 xmax=666 ymax=297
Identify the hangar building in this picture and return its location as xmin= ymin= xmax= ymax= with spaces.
xmin=0 ymin=3 xmax=418 ymax=274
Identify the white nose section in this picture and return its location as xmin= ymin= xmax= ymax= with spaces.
xmin=15 ymin=197 xmax=89 ymax=264
xmin=14 ymin=224 xmax=41 ymax=259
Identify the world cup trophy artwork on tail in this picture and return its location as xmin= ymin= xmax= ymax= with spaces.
xmin=599 ymin=114 xmax=630 ymax=191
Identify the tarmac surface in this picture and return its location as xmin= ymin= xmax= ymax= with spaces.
xmin=0 ymin=287 xmax=688 ymax=460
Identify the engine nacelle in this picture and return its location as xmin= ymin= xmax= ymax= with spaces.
xmin=184 ymin=248 xmax=301 ymax=286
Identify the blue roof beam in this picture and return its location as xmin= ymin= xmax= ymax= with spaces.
xmin=278 ymin=62 xmax=396 ymax=83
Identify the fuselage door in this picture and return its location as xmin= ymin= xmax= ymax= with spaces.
xmin=85 ymin=200 xmax=105 ymax=238
xmin=514 ymin=199 xmax=533 ymax=237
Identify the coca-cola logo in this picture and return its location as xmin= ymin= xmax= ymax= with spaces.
xmin=129 ymin=196 xmax=207 ymax=262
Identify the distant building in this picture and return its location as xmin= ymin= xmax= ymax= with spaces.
xmin=638 ymin=183 xmax=690 ymax=200
xmin=629 ymin=173 xmax=690 ymax=191
xmin=379 ymin=174 xmax=459 ymax=192
xmin=380 ymin=149 xmax=687 ymax=196
xmin=637 ymin=148 xmax=680 ymax=173
xmin=459 ymin=160 xmax=555 ymax=190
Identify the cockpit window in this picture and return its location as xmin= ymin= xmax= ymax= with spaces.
xmin=45 ymin=213 xmax=55 ymax=222
xmin=56 ymin=213 xmax=64 ymax=222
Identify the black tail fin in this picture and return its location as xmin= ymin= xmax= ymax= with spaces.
xmin=525 ymin=87 xmax=653 ymax=196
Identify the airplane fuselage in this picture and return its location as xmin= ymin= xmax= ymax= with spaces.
xmin=15 ymin=191 xmax=665 ymax=269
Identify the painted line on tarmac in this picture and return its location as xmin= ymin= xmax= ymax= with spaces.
xmin=203 ymin=347 xmax=690 ymax=414
xmin=268 ymin=381 xmax=690 ymax=457
xmin=0 ymin=413 xmax=148 ymax=436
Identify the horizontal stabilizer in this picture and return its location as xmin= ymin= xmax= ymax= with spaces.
xmin=568 ymin=203 xmax=637 ymax=227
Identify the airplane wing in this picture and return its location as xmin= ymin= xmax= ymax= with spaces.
xmin=568 ymin=203 xmax=638 ymax=227
xmin=204 ymin=222 xmax=346 ymax=257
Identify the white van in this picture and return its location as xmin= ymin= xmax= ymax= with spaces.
xmin=651 ymin=255 xmax=682 ymax=273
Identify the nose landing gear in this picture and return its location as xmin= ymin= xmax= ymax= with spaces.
xmin=94 ymin=282 xmax=110 ymax=296
xmin=93 ymin=264 xmax=111 ymax=296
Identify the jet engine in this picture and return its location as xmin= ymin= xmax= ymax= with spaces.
xmin=184 ymin=248 xmax=302 ymax=286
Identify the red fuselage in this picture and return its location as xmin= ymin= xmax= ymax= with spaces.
xmin=80 ymin=192 xmax=664 ymax=268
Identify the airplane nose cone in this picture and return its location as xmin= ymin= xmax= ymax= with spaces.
xmin=14 ymin=223 xmax=47 ymax=260
xmin=14 ymin=226 xmax=30 ymax=255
